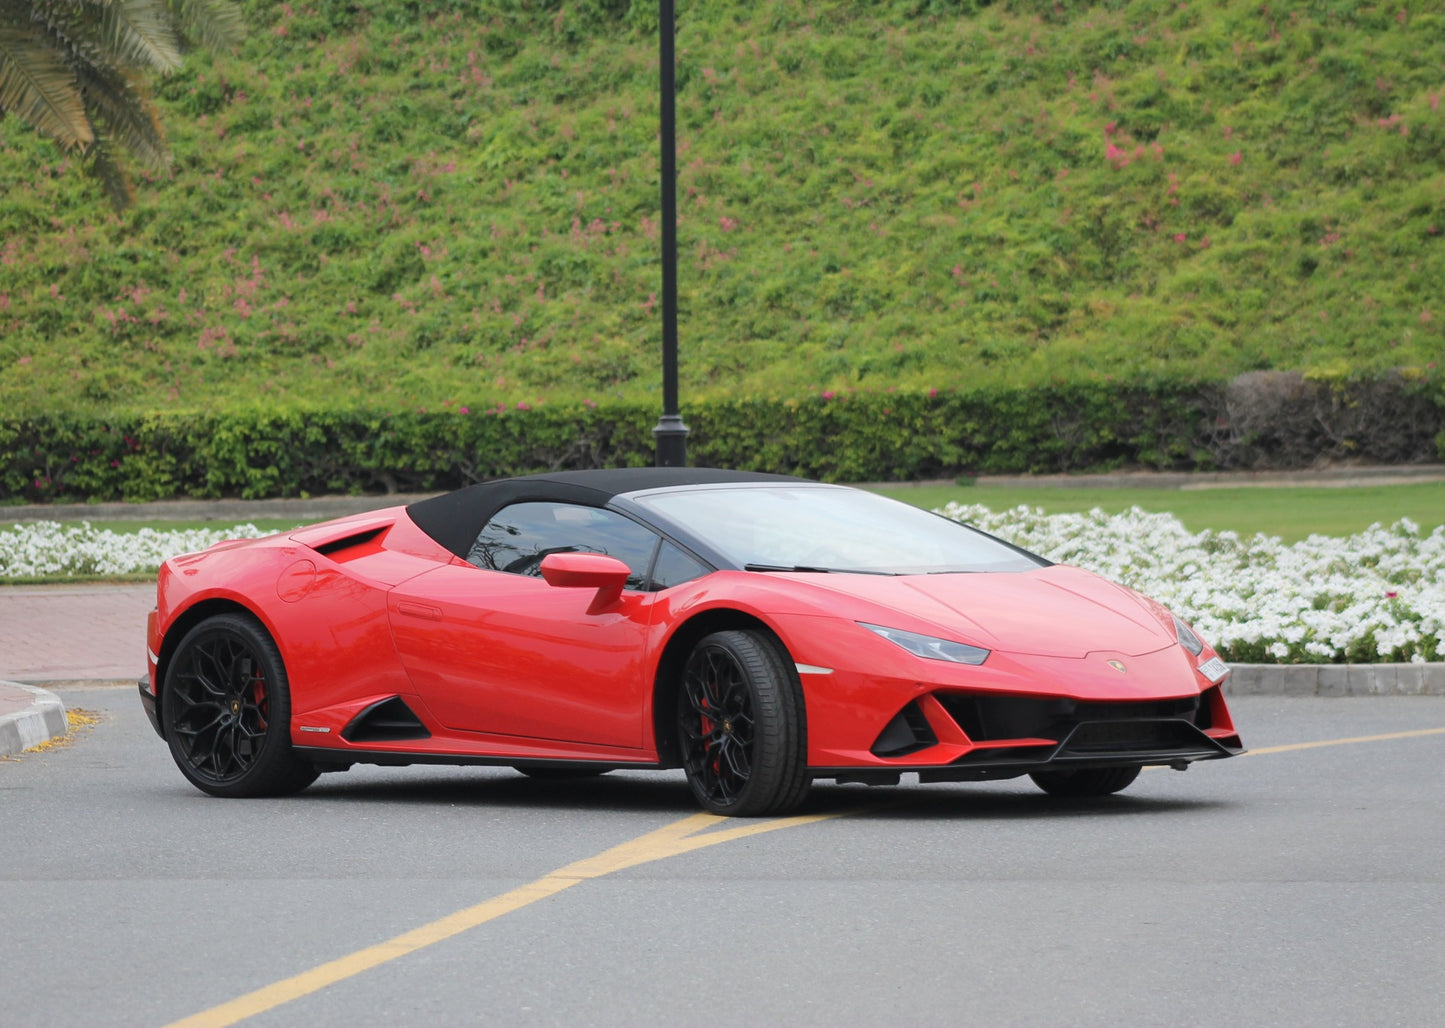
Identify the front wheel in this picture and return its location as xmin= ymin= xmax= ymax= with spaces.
xmin=161 ymin=613 xmax=319 ymax=798
xmin=1029 ymin=765 xmax=1141 ymax=797
xmin=677 ymin=629 xmax=809 ymax=817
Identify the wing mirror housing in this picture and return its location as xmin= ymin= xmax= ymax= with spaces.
xmin=539 ymin=552 xmax=631 ymax=612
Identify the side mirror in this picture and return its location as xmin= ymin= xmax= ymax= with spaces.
xmin=539 ymin=552 xmax=631 ymax=612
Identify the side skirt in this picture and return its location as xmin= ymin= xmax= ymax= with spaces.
xmin=294 ymin=746 xmax=665 ymax=772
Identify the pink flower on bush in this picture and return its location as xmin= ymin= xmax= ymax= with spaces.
xmin=1229 ymin=151 xmax=1242 ymax=165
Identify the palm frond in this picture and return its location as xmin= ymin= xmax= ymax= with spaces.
xmin=84 ymin=133 xmax=136 ymax=208
xmin=98 ymin=0 xmax=184 ymax=73
xmin=20 ymin=2 xmax=121 ymax=82
xmin=2 ymin=0 xmax=243 ymax=209
xmin=0 ymin=17 xmax=93 ymax=150
xmin=164 ymin=0 xmax=242 ymax=52
xmin=76 ymin=54 xmax=166 ymax=168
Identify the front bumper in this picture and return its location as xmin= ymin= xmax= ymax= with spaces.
xmin=811 ymin=685 xmax=1244 ymax=784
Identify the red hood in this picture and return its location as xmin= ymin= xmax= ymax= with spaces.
xmin=789 ymin=564 xmax=1172 ymax=658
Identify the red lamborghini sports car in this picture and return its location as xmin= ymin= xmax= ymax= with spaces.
xmin=140 ymin=468 xmax=1242 ymax=816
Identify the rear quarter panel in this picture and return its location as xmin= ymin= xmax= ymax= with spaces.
xmin=152 ymin=529 xmax=434 ymax=728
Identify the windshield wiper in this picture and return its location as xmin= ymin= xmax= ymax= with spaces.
xmin=745 ymin=563 xmax=832 ymax=573
xmin=744 ymin=563 xmax=899 ymax=575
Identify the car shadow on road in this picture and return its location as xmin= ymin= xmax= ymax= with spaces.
xmin=298 ymin=767 xmax=699 ymax=814
xmin=809 ymin=783 xmax=1232 ymax=821
xmin=292 ymin=767 xmax=1230 ymax=820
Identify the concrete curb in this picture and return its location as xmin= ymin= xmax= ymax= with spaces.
xmin=1224 ymin=663 xmax=1445 ymax=697
xmin=0 ymin=681 xmax=68 ymax=757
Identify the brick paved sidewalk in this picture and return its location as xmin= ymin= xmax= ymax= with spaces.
xmin=0 ymin=583 xmax=153 ymax=683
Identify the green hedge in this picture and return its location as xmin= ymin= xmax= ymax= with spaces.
xmin=3 ymin=374 xmax=1441 ymax=503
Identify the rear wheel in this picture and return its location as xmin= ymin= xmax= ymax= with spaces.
xmin=1029 ymin=765 xmax=1141 ymax=797
xmin=677 ymin=629 xmax=809 ymax=817
xmin=162 ymin=613 xmax=318 ymax=798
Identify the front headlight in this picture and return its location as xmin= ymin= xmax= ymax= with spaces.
xmin=861 ymin=623 xmax=990 ymax=666
xmin=1173 ymin=615 xmax=1204 ymax=656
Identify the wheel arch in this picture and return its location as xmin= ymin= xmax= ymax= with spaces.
xmin=650 ymin=608 xmax=795 ymax=767
xmin=154 ymin=598 xmax=270 ymax=736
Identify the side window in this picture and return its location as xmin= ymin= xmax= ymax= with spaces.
xmin=467 ymin=502 xmax=659 ymax=590
xmin=651 ymin=542 xmax=711 ymax=590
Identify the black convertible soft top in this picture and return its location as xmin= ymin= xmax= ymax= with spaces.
xmin=406 ymin=467 xmax=805 ymax=559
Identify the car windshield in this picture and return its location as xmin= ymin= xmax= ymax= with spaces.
xmin=629 ymin=484 xmax=1045 ymax=574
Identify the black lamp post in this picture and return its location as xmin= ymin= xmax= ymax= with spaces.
xmin=652 ymin=0 xmax=689 ymax=467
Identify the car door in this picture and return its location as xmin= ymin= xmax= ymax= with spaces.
xmin=387 ymin=501 xmax=663 ymax=749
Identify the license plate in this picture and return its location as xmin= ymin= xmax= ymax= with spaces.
xmin=1197 ymin=656 xmax=1229 ymax=683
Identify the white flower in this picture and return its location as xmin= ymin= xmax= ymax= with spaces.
xmin=936 ymin=503 xmax=1445 ymax=665
xmin=0 ymin=521 xmax=274 ymax=578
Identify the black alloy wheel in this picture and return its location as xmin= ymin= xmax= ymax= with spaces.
xmin=1029 ymin=765 xmax=1142 ymax=797
xmin=677 ymin=629 xmax=809 ymax=817
xmin=162 ymin=613 xmax=319 ymax=798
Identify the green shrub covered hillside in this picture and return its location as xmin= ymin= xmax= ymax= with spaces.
xmin=1 ymin=2 xmax=1442 ymax=435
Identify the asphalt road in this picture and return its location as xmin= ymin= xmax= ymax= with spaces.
xmin=4 ymin=688 xmax=1443 ymax=1027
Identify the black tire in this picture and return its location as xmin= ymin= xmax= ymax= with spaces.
xmin=513 ymin=766 xmax=614 ymax=779
xmin=161 ymin=613 xmax=319 ymax=798
xmin=677 ymin=629 xmax=809 ymax=817
xmin=1029 ymin=765 xmax=1142 ymax=798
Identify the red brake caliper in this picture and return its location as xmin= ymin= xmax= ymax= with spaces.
xmin=251 ymin=672 xmax=268 ymax=730
xmin=699 ymin=689 xmax=719 ymax=773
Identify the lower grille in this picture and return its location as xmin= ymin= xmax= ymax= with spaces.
xmin=1066 ymin=718 xmax=1205 ymax=751
xmin=936 ymin=691 xmax=1209 ymax=744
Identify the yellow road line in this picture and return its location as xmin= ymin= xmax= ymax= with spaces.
xmin=166 ymin=808 xmax=849 ymax=1028
xmin=1243 ymin=725 xmax=1445 ymax=756
xmin=169 ymin=724 xmax=1445 ymax=1027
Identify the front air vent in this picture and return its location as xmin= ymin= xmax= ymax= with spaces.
xmin=341 ymin=696 xmax=431 ymax=743
xmin=870 ymin=701 xmax=939 ymax=758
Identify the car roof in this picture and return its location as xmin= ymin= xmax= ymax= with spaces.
xmin=406 ymin=467 xmax=808 ymax=559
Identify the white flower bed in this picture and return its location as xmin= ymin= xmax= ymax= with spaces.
xmin=937 ymin=504 xmax=1445 ymax=666
xmin=3 ymin=507 xmax=1442 ymax=664
xmin=0 ymin=521 xmax=272 ymax=579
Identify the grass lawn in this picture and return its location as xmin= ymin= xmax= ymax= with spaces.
xmin=868 ymin=482 xmax=1445 ymax=543
xmin=11 ymin=482 xmax=1442 ymax=548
